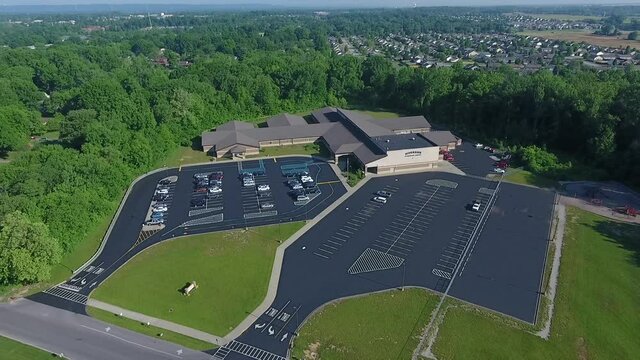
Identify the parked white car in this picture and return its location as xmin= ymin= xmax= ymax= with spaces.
xmin=208 ymin=186 xmax=222 ymax=194
xmin=475 ymin=143 xmax=483 ymax=148
xmin=153 ymin=205 xmax=168 ymax=212
xmin=472 ymin=200 xmax=481 ymax=211
xmin=292 ymin=183 xmax=303 ymax=190
xmin=257 ymin=184 xmax=271 ymax=192
xmin=155 ymin=188 xmax=169 ymax=195
xmin=372 ymin=196 xmax=388 ymax=204
xmin=493 ymin=168 xmax=506 ymax=174
xmin=301 ymin=176 xmax=314 ymax=183
xmin=260 ymin=202 xmax=275 ymax=209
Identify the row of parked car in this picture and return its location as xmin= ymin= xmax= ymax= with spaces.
xmin=286 ymin=171 xmax=319 ymax=202
xmin=191 ymin=171 xmax=224 ymax=207
xmin=372 ymin=190 xmax=392 ymax=204
xmin=239 ymin=171 xmax=276 ymax=210
xmin=147 ymin=179 xmax=174 ymax=225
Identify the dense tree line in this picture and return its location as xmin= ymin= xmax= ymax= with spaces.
xmin=0 ymin=10 xmax=638 ymax=287
xmin=360 ymin=58 xmax=640 ymax=184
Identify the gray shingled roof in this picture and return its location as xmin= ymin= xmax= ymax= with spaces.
xmin=201 ymin=131 xmax=260 ymax=149
xmin=266 ymin=113 xmax=307 ymax=127
xmin=374 ymin=116 xmax=431 ymax=132
xmin=422 ymin=131 xmax=458 ymax=146
xmin=203 ymin=109 xmax=440 ymax=165
xmin=311 ymin=107 xmax=338 ymax=123
xmin=336 ymin=108 xmax=395 ymax=137
xmin=216 ymin=120 xmax=255 ymax=131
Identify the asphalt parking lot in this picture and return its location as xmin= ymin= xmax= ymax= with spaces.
xmin=449 ymin=141 xmax=499 ymax=177
xmin=32 ymin=156 xmax=346 ymax=312
xmin=218 ymin=172 xmax=554 ymax=359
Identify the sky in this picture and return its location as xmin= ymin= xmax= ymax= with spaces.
xmin=1 ymin=0 xmax=640 ymax=6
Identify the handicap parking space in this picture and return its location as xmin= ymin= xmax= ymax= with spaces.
xmin=161 ymin=157 xmax=346 ymax=236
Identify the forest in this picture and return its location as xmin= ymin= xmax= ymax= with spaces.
xmin=0 ymin=9 xmax=638 ymax=288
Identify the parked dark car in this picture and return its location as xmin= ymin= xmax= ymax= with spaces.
xmin=190 ymin=198 xmax=206 ymax=207
xmin=159 ymin=179 xmax=172 ymax=185
xmin=289 ymin=189 xmax=305 ymax=197
xmin=153 ymin=194 xmax=168 ymax=201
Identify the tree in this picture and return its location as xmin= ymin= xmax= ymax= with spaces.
xmin=628 ymin=31 xmax=638 ymax=40
xmin=0 ymin=211 xmax=62 ymax=285
xmin=60 ymin=109 xmax=97 ymax=148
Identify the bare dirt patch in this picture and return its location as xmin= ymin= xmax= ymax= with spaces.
xmin=519 ymin=30 xmax=640 ymax=49
xmin=576 ymin=337 xmax=589 ymax=360
xmin=303 ymin=341 xmax=320 ymax=360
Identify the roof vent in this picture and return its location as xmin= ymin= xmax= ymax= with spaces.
xmin=385 ymin=139 xmax=390 ymax=143
xmin=410 ymin=137 xmax=416 ymax=140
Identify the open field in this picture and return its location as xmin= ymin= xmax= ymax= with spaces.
xmin=91 ymin=222 xmax=304 ymax=336
xmin=87 ymin=307 xmax=214 ymax=351
xmin=433 ymin=207 xmax=640 ymax=359
xmin=519 ymin=29 xmax=640 ymax=49
xmin=504 ymin=168 xmax=558 ymax=189
xmin=291 ymin=289 xmax=439 ymax=360
xmin=0 ymin=336 xmax=52 ymax=360
xmin=161 ymin=146 xmax=213 ymax=168
xmin=508 ymin=12 xmax=603 ymax=21
xmin=344 ymin=105 xmax=403 ymax=119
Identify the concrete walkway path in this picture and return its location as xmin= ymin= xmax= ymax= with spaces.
xmin=87 ymin=299 xmax=222 ymax=345
xmin=86 ymin=159 xmax=469 ymax=347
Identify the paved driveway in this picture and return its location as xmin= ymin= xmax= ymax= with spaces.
xmin=0 ymin=299 xmax=211 ymax=360
xmin=213 ymin=172 xmax=555 ymax=359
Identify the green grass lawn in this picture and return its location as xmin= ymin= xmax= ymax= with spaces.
xmin=504 ymin=168 xmax=557 ymax=189
xmin=86 ymin=307 xmax=214 ymax=351
xmin=433 ymin=207 xmax=640 ymax=359
xmin=161 ymin=146 xmax=213 ymax=168
xmin=344 ymin=105 xmax=403 ymax=119
xmin=0 ymin=336 xmax=52 ymax=359
xmin=91 ymin=222 xmax=304 ymax=336
xmin=291 ymin=289 xmax=439 ymax=360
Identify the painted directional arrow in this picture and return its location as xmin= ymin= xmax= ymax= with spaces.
xmin=254 ymin=323 xmax=266 ymax=329
xmin=280 ymin=333 xmax=288 ymax=342
xmin=268 ymin=326 xmax=275 ymax=336
xmin=176 ymin=349 xmax=183 ymax=355
xmin=105 ymin=327 xmax=111 ymax=333
xmin=90 ymin=282 xmax=97 ymax=288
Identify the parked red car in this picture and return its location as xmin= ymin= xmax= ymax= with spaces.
xmin=495 ymin=160 xmax=509 ymax=169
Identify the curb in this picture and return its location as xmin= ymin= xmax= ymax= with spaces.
xmin=73 ymin=167 xmax=168 ymax=274
xmin=221 ymin=166 xmax=372 ymax=342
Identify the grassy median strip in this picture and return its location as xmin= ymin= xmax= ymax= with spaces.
xmin=291 ymin=288 xmax=439 ymax=360
xmin=433 ymin=207 xmax=640 ymax=359
xmin=86 ymin=307 xmax=214 ymax=351
xmin=92 ymin=222 xmax=304 ymax=337
xmin=503 ymin=168 xmax=557 ymax=189
xmin=0 ymin=336 xmax=52 ymax=360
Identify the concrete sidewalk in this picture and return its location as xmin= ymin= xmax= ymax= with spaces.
xmin=87 ymin=299 xmax=222 ymax=345
xmin=86 ymin=160 xmax=467 ymax=347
